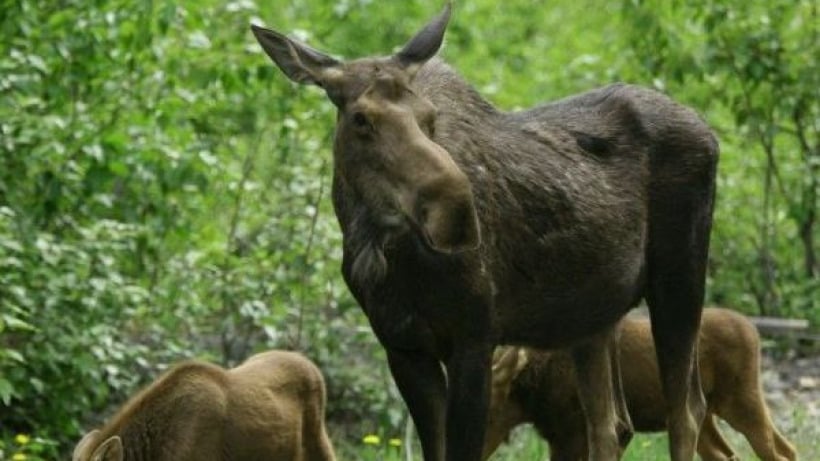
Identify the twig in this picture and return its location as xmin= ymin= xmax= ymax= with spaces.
xmin=218 ymin=131 xmax=264 ymax=364
xmin=294 ymin=156 xmax=329 ymax=349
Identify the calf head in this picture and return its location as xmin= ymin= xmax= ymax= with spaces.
xmin=251 ymin=3 xmax=480 ymax=254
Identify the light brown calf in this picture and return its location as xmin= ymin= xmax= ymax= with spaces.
xmin=485 ymin=308 xmax=796 ymax=461
xmin=73 ymin=350 xmax=336 ymax=461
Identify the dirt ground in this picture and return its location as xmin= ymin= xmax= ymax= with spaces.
xmin=762 ymin=350 xmax=820 ymax=424
xmin=743 ymin=349 xmax=820 ymax=459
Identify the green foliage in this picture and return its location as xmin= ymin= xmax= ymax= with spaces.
xmin=0 ymin=0 xmax=817 ymax=458
xmin=0 ymin=433 xmax=57 ymax=461
xmin=0 ymin=0 xmax=380 ymax=454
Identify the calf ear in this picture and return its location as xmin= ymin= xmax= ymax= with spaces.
xmin=491 ymin=347 xmax=530 ymax=388
xmin=92 ymin=436 xmax=123 ymax=461
xmin=514 ymin=349 xmax=529 ymax=377
xmin=490 ymin=347 xmax=529 ymax=414
xmin=250 ymin=25 xmax=340 ymax=86
xmin=73 ymin=430 xmax=100 ymax=461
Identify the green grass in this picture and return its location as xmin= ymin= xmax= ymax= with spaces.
xmin=337 ymin=399 xmax=820 ymax=460
xmin=487 ymin=427 xmax=669 ymax=461
xmin=492 ymin=413 xmax=820 ymax=460
xmin=335 ymin=427 xmax=669 ymax=460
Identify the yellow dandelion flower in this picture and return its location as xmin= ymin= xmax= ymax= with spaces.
xmin=13 ymin=453 xmax=27 ymax=461
xmin=362 ymin=434 xmax=381 ymax=445
xmin=389 ymin=438 xmax=402 ymax=447
xmin=14 ymin=434 xmax=30 ymax=445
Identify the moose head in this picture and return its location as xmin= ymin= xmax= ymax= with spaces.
xmin=251 ymin=4 xmax=480 ymax=254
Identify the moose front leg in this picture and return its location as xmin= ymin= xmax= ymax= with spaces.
xmin=387 ymin=347 xmax=447 ymax=461
xmin=571 ymin=327 xmax=624 ymax=461
xmin=445 ymin=344 xmax=492 ymax=461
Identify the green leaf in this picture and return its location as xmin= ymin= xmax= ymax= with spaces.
xmin=0 ymin=349 xmax=25 ymax=363
xmin=1 ymin=314 xmax=35 ymax=332
xmin=0 ymin=378 xmax=15 ymax=405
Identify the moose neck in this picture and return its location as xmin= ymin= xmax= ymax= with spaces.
xmin=88 ymin=364 xmax=212 ymax=461
xmin=93 ymin=414 xmax=160 ymax=461
xmin=412 ymin=58 xmax=499 ymax=122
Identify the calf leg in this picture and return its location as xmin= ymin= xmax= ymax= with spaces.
xmin=696 ymin=413 xmax=737 ymax=461
xmin=481 ymin=403 xmax=525 ymax=461
xmin=773 ymin=432 xmax=797 ymax=461
xmin=571 ymin=327 xmax=622 ymax=461
xmin=387 ymin=348 xmax=447 ymax=461
xmin=716 ymin=391 xmax=796 ymax=461
xmin=303 ymin=388 xmax=336 ymax=461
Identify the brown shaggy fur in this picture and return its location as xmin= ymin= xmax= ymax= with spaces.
xmin=72 ymin=350 xmax=336 ymax=461
xmin=485 ymin=308 xmax=796 ymax=461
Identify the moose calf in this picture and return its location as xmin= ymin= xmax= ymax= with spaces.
xmin=73 ymin=350 xmax=336 ymax=461
xmin=485 ymin=308 xmax=796 ymax=461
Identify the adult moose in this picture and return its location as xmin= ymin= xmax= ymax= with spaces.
xmin=251 ymin=4 xmax=718 ymax=461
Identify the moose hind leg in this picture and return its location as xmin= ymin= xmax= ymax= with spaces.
xmin=571 ymin=327 xmax=623 ymax=461
xmin=386 ymin=348 xmax=447 ymax=461
xmin=646 ymin=182 xmax=714 ymax=460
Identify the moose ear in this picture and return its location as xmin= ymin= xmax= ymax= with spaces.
xmin=395 ymin=2 xmax=452 ymax=76
xmin=250 ymin=25 xmax=340 ymax=86
xmin=92 ymin=435 xmax=123 ymax=461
